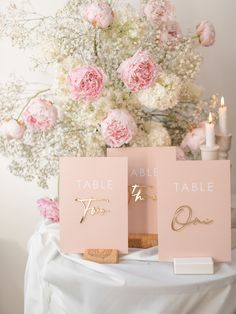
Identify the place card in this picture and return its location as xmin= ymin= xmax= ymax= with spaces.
xmin=157 ymin=160 xmax=231 ymax=262
xmin=59 ymin=157 xmax=128 ymax=253
xmin=107 ymin=147 xmax=176 ymax=234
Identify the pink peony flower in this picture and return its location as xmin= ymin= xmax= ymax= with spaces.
xmin=117 ymin=50 xmax=159 ymax=92
xmin=101 ymin=109 xmax=137 ymax=148
xmin=0 ymin=119 xmax=25 ymax=140
xmin=144 ymin=0 xmax=174 ymax=25
xmin=81 ymin=2 xmax=114 ymax=29
xmin=37 ymin=197 xmax=60 ymax=223
xmin=69 ymin=66 xmax=105 ymax=101
xmin=181 ymin=124 xmax=206 ymax=154
xmin=196 ymin=21 xmax=215 ymax=47
xmin=23 ymin=99 xmax=58 ymax=131
xmin=176 ymin=146 xmax=186 ymax=160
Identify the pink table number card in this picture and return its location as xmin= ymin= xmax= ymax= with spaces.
xmin=157 ymin=160 xmax=231 ymax=262
xmin=59 ymin=157 xmax=128 ymax=253
xmin=107 ymin=147 xmax=176 ymax=234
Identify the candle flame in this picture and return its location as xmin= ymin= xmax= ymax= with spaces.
xmin=208 ymin=112 xmax=213 ymax=124
xmin=221 ymin=96 xmax=225 ymax=107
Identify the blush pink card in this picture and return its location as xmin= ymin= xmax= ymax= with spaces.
xmin=59 ymin=157 xmax=128 ymax=253
xmin=157 ymin=160 xmax=231 ymax=262
xmin=107 ymin=147 xmax=176 ymax=234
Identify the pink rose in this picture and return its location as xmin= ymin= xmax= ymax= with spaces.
xmin=101 ymin=109 xmax=137 ymax=148
xmin=37 ymin=197 xmax=60 ymax=223
xmin=81 ymin=2 xmax=114 ymax=29
xmin=69 ymin=66 xmax=105 ymax=101
xmin=117 ymin=50 xmax=159 ymax=92
xmin=23 ymin=99 xmax=58 ymax=131
xmin=144 ymin=0 xmax=174 ymax=25
xmin=0 ymin=119 xmax=25 ymax=140
xmin=176 ymin=146 xmax=186 ymax=160
xmin=196 ymin=21 xmax=215 ymax=47
xmin=181 ymin=125 xmax=206 ymax=154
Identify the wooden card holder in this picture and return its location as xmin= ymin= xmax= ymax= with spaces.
xmin=128 ymin=233 xmax=158 ymax=249
xmin=83 ymin=249 xmax=119 ymax=264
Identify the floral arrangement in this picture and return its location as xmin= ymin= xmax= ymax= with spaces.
xmin=0 ymin=0 xmax=218 ymax=219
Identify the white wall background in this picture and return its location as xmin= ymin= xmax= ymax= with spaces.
xmin=0 ymin=1 xmax=235 ymax=313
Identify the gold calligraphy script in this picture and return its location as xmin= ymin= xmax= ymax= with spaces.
xmin=171 ymin=205 xmax=214 ymax=232
xmin=75 ymin=197 xmax=110 ymax=223
xmin=128 ymin=184 xmax=157 ymax=203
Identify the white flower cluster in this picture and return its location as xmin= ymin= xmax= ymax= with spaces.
xmin=137 ymin=72 xmax=181 ymax=111
xmin=131 ymin=121 xmax=171 ymax=147
xmin=0 ymin=0 xmax=213 ymax=188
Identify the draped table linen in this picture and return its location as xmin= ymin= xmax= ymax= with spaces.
xmin=25 ymin=222 xmax=236 ymax=314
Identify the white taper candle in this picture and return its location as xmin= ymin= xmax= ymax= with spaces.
xmin=219 ymin=96 xmax=228 ymax=135
xmin=205 ymin=112 xmax=215 ymax=148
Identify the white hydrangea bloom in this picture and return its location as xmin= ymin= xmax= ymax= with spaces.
xmin=137 ymin=72 xmax=181 ymax=111
xmin=130 ymin=129 xmax=149 ymax=147
xmin=145 ymin=121 xmax=171 ymax=146
xmin=131 ymin=121 xmax=171 ymax=147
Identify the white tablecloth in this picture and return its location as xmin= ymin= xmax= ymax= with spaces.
xmin=25 ymin=221 xmax=236 ymax=314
